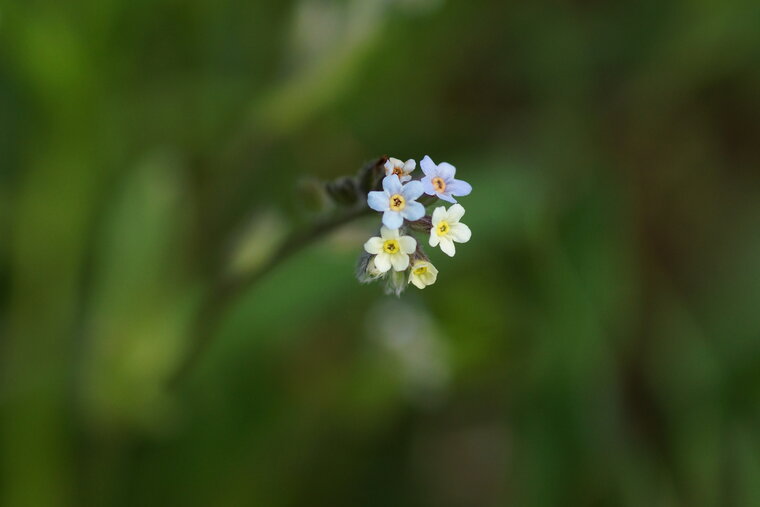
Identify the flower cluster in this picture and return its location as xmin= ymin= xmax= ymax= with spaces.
xmin=358 ymin=156 xmax=472 ymax=295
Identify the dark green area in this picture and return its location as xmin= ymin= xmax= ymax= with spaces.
xmin=2 ymin=0 xmax=759 ymax=505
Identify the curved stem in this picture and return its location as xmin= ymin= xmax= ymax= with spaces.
xmin=167 ymin=203 xmax=374 ymax=389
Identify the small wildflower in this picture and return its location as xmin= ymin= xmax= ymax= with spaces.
xmin=384 ymin=157 xmax=416 ymax=183
xmin=429 ymin=204 xmax=471 ymax=257
xmin=409 ymin=260 xmax=438 ymax=289
xmin=367 ymin=174 xmax=425 ymax=229
xmin=364 ymin=226 xmax=417 ymax=272
xmin=420 ymin=155 xmax=472 ymax=203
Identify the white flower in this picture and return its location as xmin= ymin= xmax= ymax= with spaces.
xmin=408 ymin=260 xmax=438 ymax=289
xmin=384 ymin=157 xmax=416 ymax=183
xmin=364 ymin=226 xmax=417 ymax=273
xmin=428 ymin=204 xmax=471 ymax=257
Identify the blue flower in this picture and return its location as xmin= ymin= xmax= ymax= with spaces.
xmin=420 ymin=155 xmax=472 ymax=203
xmin=367 ymin=174 xmax=425 ymax=229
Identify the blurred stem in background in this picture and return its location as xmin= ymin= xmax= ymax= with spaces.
xmin=168 ymin=157 xmax=387 ymax=388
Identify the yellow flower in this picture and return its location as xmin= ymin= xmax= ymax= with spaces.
xmin=408 ymin=260 xmax=438 ymax=289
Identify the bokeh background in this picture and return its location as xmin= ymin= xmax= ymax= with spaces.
xmin=2 ymin=0 xmax=760 ymax=505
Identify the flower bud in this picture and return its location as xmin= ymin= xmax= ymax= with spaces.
xmin=356 ymin=251 xmax=385 ymax=284
xmin=357 ymin=156 xmax=388 ymax=193
xmin=406 ymin=215 xmax=432 ymax=233
xmin=384 ymin=269 xmax=407 ymax=297
xmin=325 ymin=176 xmax=359 ymax=205
xmin=296 ymin=177 xmax=331 ymax=212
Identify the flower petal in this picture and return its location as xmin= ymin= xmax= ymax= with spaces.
xmin=431 ymin=206 xmax=446 ymax=224
xmin=363 ymin=236 xmax=384 ymax=254
xmin=374 ymin=252 xmax=391 ymax=273
xmin=437 ymin=192 xmax=457 ymax=204
xmin=420 ymin=155 xmax=436 ymax=176
xmin=399 ymin=235 xmax=417 ymax=254
xmin=422 ymin=270 xmax=437 ymax=286
xmin=437 ymin=162 xmax=456 ymax=179
xmin=447 ymin=178 xmax=472 ymax=197
xmin=439 ymin=237 xmax=456 ymax=257
xmin=401 ymin=200 xmax=425 ymax=222
xmin=382 ymin=210 xmax=403 ymax=229
xmin=367 ymin=191 xmax=389 ymax=211
xmin=410 ymin=277 xmax=425 ymax=289
xmin=390 ymin=252 xmax=410 ymax=271
xmin=421 ymin=176 xmax=436 ymax=196
xmin=401 ymin=180 xmax=424 ymax=201
xmin=429 ymin=233 xmax=440 ymax=247
xmin=380 ymin=226 xmax=400 ymax=239
xmin=446 ymin=203 xmax=466 ymax=222
xmin=404 ymin=159 xmax=416 ymax=173
xmin=449 ymin=222 xmax=471 ymax=243
xmin=382 ymin=174 xmax=403 ymax=195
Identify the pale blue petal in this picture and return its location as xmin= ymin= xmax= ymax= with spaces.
xmin=437 ymin=192 xmax=457 ymax=203
xmin=447 ymin=179 xmax=472 ymax=197
xmin=401 ymin=180 xmax=424 ymax=201
xmin=421 ymin=176 xmax=436 ymax=196
xmin=382 ymin=210 xmax=403 ymax=229
xmin=420 ymin=155 xmax=436 ymax=176
xmin=401 ymin=200 xmax=425 ymax=222
xmin=383 ymin=174 xmax=403 ymax=195
xmin=367 ymin=191 xmax=389 ymax=211
xmin=437 ymin=162 xmax=456 ymax=179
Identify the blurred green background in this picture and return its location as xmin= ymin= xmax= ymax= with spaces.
xmin=2 ymin=0 xmax=760 ymax=505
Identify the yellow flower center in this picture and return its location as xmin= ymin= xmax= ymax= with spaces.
xmin=432 ymin=177 xmax=446 ymax=192
xmin=389 ymin=193 xmax=406 ymax=211
xmin=436 ymin=221 xmax=450 ymax=236
xmin=392 ymin=166 xmax=404 ymax=177
xmin=413 ymin=265 xmax=428 ymax=276
xmin=383 ymin=239 xmax=400 ymax=254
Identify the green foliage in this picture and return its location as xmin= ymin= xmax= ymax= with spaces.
xmin=1 ymin=0 xmax=760 ymax=506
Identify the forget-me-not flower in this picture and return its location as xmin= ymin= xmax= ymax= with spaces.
xmin=429 ymin=204 xmax=471 ymax=257
xmin=368 ymin=174 xmax=425 ymax=229
xmin=420 ymin=155 xmax=472 ymax=203
xmin=384 ymin=157 xmax=416 ymax=183
xmin=408 ymin=260 xmax=438 ymax=289
xmin=364 ymin=226 xmax=417 ymax=272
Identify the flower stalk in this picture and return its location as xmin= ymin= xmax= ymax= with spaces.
xmin=169 ymin=154 xmax=473 ymax=387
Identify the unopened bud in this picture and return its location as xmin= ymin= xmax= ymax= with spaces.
xmin=406 ymin=215 xmax=432 ymax=233
xmin=384 ymin=270 xmax=407 ymax=297
xmin=357 ymin=156 xmax=388 ymax=193
xmin=325 ymin=176 xmax=359 ymax=205
xmin=356 ymin=251 xmax=385 ymax=284
xmin=297 ymin=177 xmax=331 ymax=212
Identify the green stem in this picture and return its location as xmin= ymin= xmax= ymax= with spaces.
xmin=167 ymin=202 xmax=373 ymax=389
